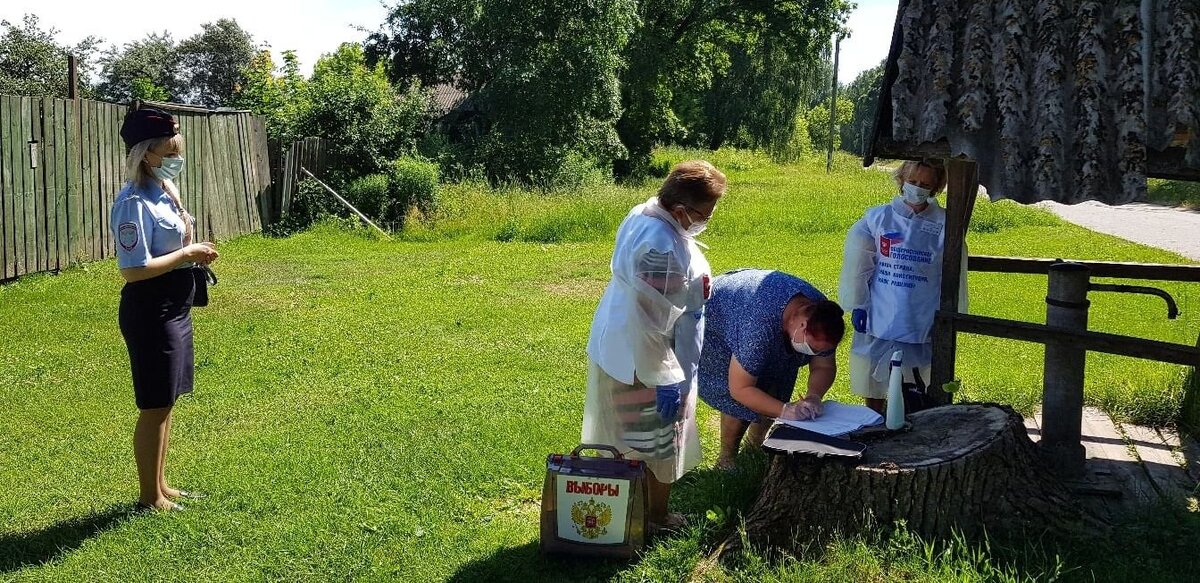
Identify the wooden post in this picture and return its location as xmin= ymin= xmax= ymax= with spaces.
xmin=826 ymin=34 xmax=841 ymax=174
xmin=929 ymin=158 xmax=978 ymax=403
xmin=1041 ymin=262 xmax=1091 ymax=477
xmin=67 ymin=55 xmax=79 ymax=100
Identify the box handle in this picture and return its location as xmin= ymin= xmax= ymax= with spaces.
xmin=570 ymin=444 xmax=624 ymax=459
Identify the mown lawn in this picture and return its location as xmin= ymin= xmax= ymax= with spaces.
xmin=2 ymin=150 xmax=1198 ymax=581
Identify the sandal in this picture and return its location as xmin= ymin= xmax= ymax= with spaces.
xmin=173 ymin=490 xmax=207 ymax=500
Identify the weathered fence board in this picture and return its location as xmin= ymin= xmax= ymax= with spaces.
xmin=20 ymin=97 xmax=38 ymax=275
xmin=1 ymin=97 xmax=11 ymax=280
xmin=268 ymin=137 xmax=330 ymax=222
xmin=0 ymin=96 xmax=273 ymax=282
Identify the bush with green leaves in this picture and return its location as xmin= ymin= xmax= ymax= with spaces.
xmin=267 ymin=177 xmax=342 ymax=236
xmin=384 ymin=157 xmax=440 ymax=227
xmin=299 ymin=44 xmax=430 ymax=185
xmin=346 ymin=173 xmax=391 ymax=221
xmin=806 ymin=96 xmax=855 ymax=153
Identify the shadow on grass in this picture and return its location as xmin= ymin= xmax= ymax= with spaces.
xmin=447 ymin=541 xmax=632 ymax=582
xmin=0 ymin=505 xmax=133 ymax=574
xmin=448 ymin=450 xmax=771 ymax=582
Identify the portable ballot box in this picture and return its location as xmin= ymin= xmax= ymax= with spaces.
xmin=540 ymin=444 xmax=648 ymax=558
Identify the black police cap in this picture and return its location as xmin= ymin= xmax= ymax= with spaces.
xmin=120 ymin=107 xmax=178 ymax=149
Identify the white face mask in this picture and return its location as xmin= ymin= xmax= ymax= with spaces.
xmin=684 ymin=218 xmax=708 ymax=237
xmin=792 ymin=339 xmax=817 ymax=356
xmin=152 ymin=155 xmax=185 ymax=181
xmin=791 ymin=326 xmax=817 ymax=355
xmin=902 ymin=182 xmax=931 ymax=205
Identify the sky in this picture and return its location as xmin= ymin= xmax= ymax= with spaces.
xmin=2 ymin=0 xmax=896 ymax=83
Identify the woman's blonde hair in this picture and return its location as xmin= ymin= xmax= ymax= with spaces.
xmin=892 ymin=160 xmax=947 ymax=194
xmin=124 ymin=133 xmax=184 ymax=187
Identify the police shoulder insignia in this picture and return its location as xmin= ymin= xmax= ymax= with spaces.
xmin=570 ymin=498 xmax=613 ymax=539
xmin=118 ymin=222 xmax=139 ymax=251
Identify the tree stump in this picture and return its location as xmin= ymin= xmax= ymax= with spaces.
xmin=722 ymin=403 xmax=1103 ymax=556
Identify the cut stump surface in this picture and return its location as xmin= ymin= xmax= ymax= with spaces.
xmin=723 ymin=403 xmax=1102 ymax=556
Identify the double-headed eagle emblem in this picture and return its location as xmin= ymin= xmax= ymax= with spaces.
xmin=570 ymin=498 xmax=613 ymax=539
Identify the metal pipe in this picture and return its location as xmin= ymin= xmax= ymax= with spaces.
xmin=299 ymin=167 xmax=391 ymax=238
xmin=1089 ymin=283 xmax=1179 ymax=319
xmin=1041 ymin=262 xmax=1090 ymax=477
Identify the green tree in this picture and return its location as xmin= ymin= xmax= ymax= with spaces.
xmin=130 ymin=77 xmax=170 ymax=101
xmin=806 ymin=95 xmax=854 ymax=152
xmin=702 ymin=38 xmax=833 ymax=154
xmin=0 ymin=14 xmax=100 ymax=98
xmin=177 ymin=18 xmax=257 ymax=107
xmin=462 ymin=0 xmax=636 ymax=185
xmin=369 ymin=0 xmax=848 ymax=180
xmin=232 ymin=50 xmax=307 ymax=142
xmin=840 ymin=60 xmax=884 ymax=156
xmin=617 ymin=0 xmax=852 ymax=171
xmin=94 ymin=32 xmax=182 ymax=102
xmin=364 ymin=0 xmax=463 ymax=87
xmin=297 ymin=43 xmax=430 ymax=183
xmin=370 ymin=0 xmax=636 ymax=186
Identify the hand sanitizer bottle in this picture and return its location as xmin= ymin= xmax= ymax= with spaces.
xmin=886 ymin=350 xmax=905 ymax=430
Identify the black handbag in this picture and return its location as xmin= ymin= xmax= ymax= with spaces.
xmin=192 ymin=264 xmax=217 ymax=307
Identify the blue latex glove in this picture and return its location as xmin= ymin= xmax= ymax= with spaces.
xmin=656 ymin=382 xmax=683 ymax=421
xmin=851 ymin=308 xmax=868 ymax=334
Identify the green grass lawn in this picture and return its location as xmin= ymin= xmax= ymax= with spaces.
xmin=1148 ymin=178 xmax=1200 ymax=209
xmin=2 ymin=150 xmax=1199 ymax=581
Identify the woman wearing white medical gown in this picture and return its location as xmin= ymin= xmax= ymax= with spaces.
xmin=839 ymin=160 xmax=968 ymax=413
xmin=583 ymin=160 xmax=725 ymax=532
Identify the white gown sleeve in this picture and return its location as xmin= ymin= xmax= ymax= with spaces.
xmin=617 ymin=245 xmax=688 ymax=387
xmin=838 ymin=217 xmax=876 ymax=310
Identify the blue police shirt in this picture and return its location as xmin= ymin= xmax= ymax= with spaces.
xmin=111 ymin=180 xmax=189 ymax=269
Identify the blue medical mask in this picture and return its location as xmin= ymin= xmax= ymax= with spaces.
xmin=152 ymin=155 xmax=185 ymax=181
xmin=902 ymin=182 xmax=931 ymax=205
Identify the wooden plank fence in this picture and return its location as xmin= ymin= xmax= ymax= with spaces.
xmin=268 ymin=137 xmax=329 ymax=224
xmin=0 ymin=96 xmax=274 ymax=281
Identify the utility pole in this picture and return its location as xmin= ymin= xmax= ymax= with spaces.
xmin=826 ymin=34 xmax=842 ymax=174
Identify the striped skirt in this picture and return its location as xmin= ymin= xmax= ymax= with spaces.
xmin=581 ymin=360 xmax=701 ymax=483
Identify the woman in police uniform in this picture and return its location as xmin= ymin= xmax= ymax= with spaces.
xmin=113 ymin=108 xmax=219 ymax=511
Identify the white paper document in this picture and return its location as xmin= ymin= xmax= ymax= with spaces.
xmin=775 ymin=401 xmax=883 ymax=436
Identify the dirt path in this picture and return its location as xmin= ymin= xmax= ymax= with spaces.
xmin=1035 ymin=201 xmax=1200 ymax=262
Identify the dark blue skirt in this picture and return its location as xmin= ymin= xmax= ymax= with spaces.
xmin=119 ymin=268 xmax=196 ymax=410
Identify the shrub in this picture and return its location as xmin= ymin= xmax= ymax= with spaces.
xmin=298 ymin=44 xmax=431 ymax=184
xmin=386 ymin=157 xmax=440 ymax=227
xmin=267 ymin=178 xmax=341 ymax=236
xmin=346 ymin=174 xmax=390 ymax=220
